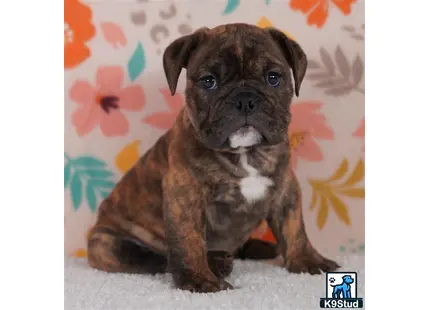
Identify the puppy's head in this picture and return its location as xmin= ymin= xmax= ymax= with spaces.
xmin=163 ymin=23 xmax=307 ymax=150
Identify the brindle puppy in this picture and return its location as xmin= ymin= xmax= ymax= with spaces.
xmin=87 ymin=23 xmax=340 ymax=293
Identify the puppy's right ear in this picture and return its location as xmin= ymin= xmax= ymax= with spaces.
xmin=266 ymin=28 xmax=307 ymax=97
xmin=163 ymin=28 xmax=209 ymax=95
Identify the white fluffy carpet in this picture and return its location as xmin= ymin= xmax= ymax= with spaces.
xmin=65 ymin=255 xmax=364 ymax=310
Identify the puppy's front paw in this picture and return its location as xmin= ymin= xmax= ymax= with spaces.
xmin=287 ymin=251 xmax=340 ymax=275
xmin=207 ymin=251 xmax=234 ymax=279
xmin=176 ymin=274 xmax=233 ymax=293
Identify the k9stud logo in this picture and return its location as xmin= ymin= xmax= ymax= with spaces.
xmin=320 ymin=272 xmax=364 ymax=308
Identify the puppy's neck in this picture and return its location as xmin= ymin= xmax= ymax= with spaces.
xmin=177 ymin=108 xmax=201 ymax=142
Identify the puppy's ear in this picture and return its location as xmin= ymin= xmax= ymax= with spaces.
xmin=163 ymin=28 xmax=209 ymax=95
xmin=267 ymin=28 xmax=307 ymax=96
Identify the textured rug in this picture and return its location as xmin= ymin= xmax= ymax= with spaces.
xmin=65 ymin=255 xmax=365 ymax=310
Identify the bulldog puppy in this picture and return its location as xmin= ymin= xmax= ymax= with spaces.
xmin=87 ymin=23 xmax=340 ymax=293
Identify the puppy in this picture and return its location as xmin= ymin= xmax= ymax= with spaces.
xmin=87 ymin=23 xmax=340 ymax=293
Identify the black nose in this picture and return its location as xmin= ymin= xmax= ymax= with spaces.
xmin=233 ymin=92 xmax=259 ymax=115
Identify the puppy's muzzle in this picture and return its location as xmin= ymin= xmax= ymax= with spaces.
xmin=230 ymin=91 xmax=261 ymax=115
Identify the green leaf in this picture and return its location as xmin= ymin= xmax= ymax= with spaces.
xmin=86 ymin=184 xmax=97 ymax=213
xmin=339 ymin=245 xmax=345 ymax=252
xmin=71 ymin=173 xmax=83 ymax=211
xmin=100 ymin=190 xmax=112 ymax=200
xmin=67 ymin=154 xmax=117 ymax=213
xmin=88 ymin=179 xmax=116 ymax=189
xmin=223 ymin=0 xmax=239 ymax=15
xmin=77 ymin=169 xmax=113 ymax=179
xmin=128 ymin=42 xmax=146 ymax=82
xmin=64 ymin=163 xmax=71 ymax=188
xmin=73 ymin=156 xmax=106 ymax=168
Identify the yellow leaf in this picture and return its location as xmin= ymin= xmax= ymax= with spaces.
xmin=327 ymin=159 xmax=349 ymax=183
xmin=284 ymin=30 xmax=295 ymax=40
xmin=256 ymin=16 xmax=294 ymax=40
xmin=72 ymin=248 xmax=87 ymax=258
xmin=327 ymin=194 xmax=351 ymax=226
xmin=308 ymin=178 xmax=325 ymax=192
xmin=310 ymin=190 xmax=318 ymax=210
xmin=339 ymin=188 xmax=365 ymax=198
xmin=257 ymin=16 xmax=272 ymax=28
xmin=342 ymin=159 xmax=364 ymax=187
xmin=317 ymin=196 xmax=329 ymax=230
xmin=115 ymin=140 xmax=141 ymax=174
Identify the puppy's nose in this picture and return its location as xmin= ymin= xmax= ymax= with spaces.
xmin=233 ymin=92 xmax=259 ymax=115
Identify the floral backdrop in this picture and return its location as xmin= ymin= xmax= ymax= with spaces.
xmin=64 ymin=0 xmax=365 ymax=259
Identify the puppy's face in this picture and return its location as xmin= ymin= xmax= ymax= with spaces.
xmin=163 ymin=24 xmax=307 ymax=150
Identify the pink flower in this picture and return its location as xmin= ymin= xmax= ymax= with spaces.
xmin=288 ymin=101 xmax=334 ymax=169
xmin=142 ymin=89 xmax=184 ymax=130
xmin=353 ymin=118 xmax=365 ymax=152
xmin=70 ymin=66 xmax=145 ymax=137
xmin=100 ymin=22 xmax=127 ymax=48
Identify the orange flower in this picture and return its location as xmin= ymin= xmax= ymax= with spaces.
xmin=353 ymin=118 xmax=364 ymax=138
xmin=289 ymin=0 xmax=358 ymax=28
xmin=64 ymin=0 xmax=96 ymax=69
xmin=353 ymin=118 xmax=365 ymax=152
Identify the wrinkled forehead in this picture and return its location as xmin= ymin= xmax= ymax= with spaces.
xmin=188 ymin=26 xmax=286 ymax=77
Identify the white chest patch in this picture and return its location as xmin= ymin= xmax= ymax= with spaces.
xmin=228 ymin=127 xmax=262 ymax=148
xmin=238 ymin=151 xmax=273 ymax=204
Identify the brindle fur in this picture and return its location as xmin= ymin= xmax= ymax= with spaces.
xmin=87 ymin=23 xmax=339 ymax=293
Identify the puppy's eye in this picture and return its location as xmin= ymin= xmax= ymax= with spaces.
xmin=266 ymin=71 xmax=281 ymax=87
xmin=200 ymin=75 xmax=218 ymax=90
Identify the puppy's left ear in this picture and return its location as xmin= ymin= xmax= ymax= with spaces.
xmin=163 ymin=27 xmax=209 ymax=95
xmin=267 ymin=28 xmax=307 ymax=96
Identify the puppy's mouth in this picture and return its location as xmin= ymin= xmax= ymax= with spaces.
xmin=228 ymin=126 xmax=263 ymax=149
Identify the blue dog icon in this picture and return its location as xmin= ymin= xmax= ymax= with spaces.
xmin=331 ymin=275 xmax=354 ymax=299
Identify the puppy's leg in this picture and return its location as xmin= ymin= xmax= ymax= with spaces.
xmin=268 ymin=176 xmax=340 ymax=275
xmin=87 ymin=226 xmax=167 ymax=274
xmin=207 ymin=251 xmax=233 ymax=279
xmin=164 ymin=182 xmax=232 ymax=293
